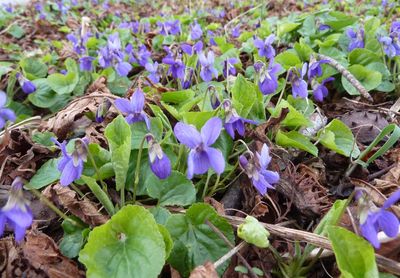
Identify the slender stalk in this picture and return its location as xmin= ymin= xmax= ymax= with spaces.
xmin=84 ymin=176 xmax=115 ymax=216
xmin=71 ymin=183 xmax=85 ymax=198
xmin=84 ymin=141 xmax=107 ymax=191
xmin=209 ymin=174 xmax=221 ymax=197
xmin=132 ymin=135 xmax=147 ymax=203
xmin=202 ymin=171 xmax=212 ymax=200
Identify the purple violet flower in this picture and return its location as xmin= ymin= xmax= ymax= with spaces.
xmin=95 ymin=98 xmax=111 ymax=123
xmin=379 ymin=36 xmax=398 ymax=58
xmin=0 ymin=91 xmax=16 ymax=129
xmin=319 ymin=24 xmax=331 ymax=31
xmin=198 ymin=51 xmax=218 ymax=82
xmin=0 ymin=177 xmax=33 ymax=242
xmin=308 ymin=57 xmax=329 ymax=79
xmin=190 ymin=21 xmax=203 ymax=40
xmin=222 ymin=57 xmax=239 ymax=78
xmin=16 ymin=73 xmax=36 ymax=95
xmin=239 ymin=144 xmax=279 ymax=195
xmin=2 ymin=4 xmax=13 ymax=13
xmin=181 ymin=41 xmax=203 ymax=56
xmin=223 ymin=100 xmax=257 ymax=139
xmin=312 ymin=77 xmax=334 ymax=102
xmin=79 ymin=56 xmax=95 ymax=71
xmin=208 ymin=30 xmax=217 ymax=46
xmin=162 ymin=56 xmax=185 ymax=80
xmin=146 ymin=135 xmax=171 ymax=179
xmin=52 ymin=138 xmax=88 ymax=186
xmin=181 ymin=67 xmax=194 ymax=89
xmin=158 ymin=20 xmax=181 ymax=36
xmin=256 ymin=60 xmax=281 ymax=95
xmin=289 ymin=64 xmax=308 ymax=98
xmin=359 ymin=189 xmax=400 ymax=248
xmin=114 ymin=89 xmax=150 ymax=129
xmin=174 ymin=117 xmax=225 ymax=179
xmin=254 ymin=34 xmax=276 ymax=59
xmin=231 ymin=24 xmax=241 ymax=38
xmin=145 ymin=62 xmax=160 ymax=83
xmin=346 ymin=27 xmax=365 ymax=51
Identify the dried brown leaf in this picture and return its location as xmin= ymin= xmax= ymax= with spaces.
xmin=189 ymin=261 xmax=218 ymax=278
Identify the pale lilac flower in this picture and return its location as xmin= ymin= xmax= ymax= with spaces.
xmin=174 ymin=117 xmax=225 ymax=179
xmin=346 ymin=27 xmax=365 ymax=51
xmin=16 ymin=73 xmax=36 ymax=95
xmin=146 ymin=135 xmax=171 ymax=179
xmin=198 ymin=51 xmax=218 ymax=82
xmin=253 ymin=34 xmax=276 ymax=59
xmin=312 ymin=77 xmax=334 ymax=102
xmin=379 ymin=36 xmax=398 ymax=58
xmin=359 ymin=189 xmax=400 ymax=248
xmin=157 ymin=20 xmax=181 ymax=35
xmin=0 ymin=91 xmax=16 ymax=129
xmin=95 ymin=99 xmax=111 ymax=123
xmin=0 ymin=177 xmax=33 ymax=242
xmin=190 ymin=21 xmax=203 ymax=40
xmin=145 ymin=62 xmax=160 ymax=83
xmin=79 ymin=56 xmax=95 ymax=71
xmin=2 ymin=4 xmax=12 ymax=13
xmin=289 ymin=64 xmax=308 ymax=98
xmin=231 ymin=24 xmax=241 ymax=38
xmin=52 ymin=138 xmax=88 ymax=186
xmin=239 ymin=144 xmax=279 ymax=195
xmin=114 ymin=89 xmax=150 ymax=129
xmin=256 ymin=60 xmax=281 ymax=95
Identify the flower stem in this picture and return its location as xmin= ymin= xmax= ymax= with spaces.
xmin=201 ymin=171 xmax=212 ymax=200
xmin=83 ymin=141 xmax=107 ymax=192
xmin=208 ymin=174 xmax=221 ymax=197
xmin=132 ymin=135 xmax=147 ymax=203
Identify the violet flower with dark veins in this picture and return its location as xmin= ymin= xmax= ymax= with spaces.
xmin=346 ymin=27 xmax=365 ymax=51
xmin=146 ymin=134 xmax=171 ymax=179
xmin=115 ymin=89 xmax=151 ymax=129
xmin=174 ymin=117 xmax=225 ymax=179
xmin=52 ymin=138 xmax=88 ymax=186
xmin=16 ymin=73 xmax=36 ymax=94
xmin=256 ymin=60 xmax=281 ymax=95
xmin=223 ymin=100 xmax=257 ymax=139
xmin=0 ymin=91 xmax=16 ymax=129
xmin=289 ymin=64 xmax=308 ymax=98
xmin=198 ymin=51 xmax=218 ymax=82
xmin=239 ymin=144 xmax=279 ymax=196
xmin=0 ymin=177 xmax=33 ymax=242
xmin=253 ymin=34 xmax=276 ymax=59
xmin=358 ymin=189 xmax=400 ymax=248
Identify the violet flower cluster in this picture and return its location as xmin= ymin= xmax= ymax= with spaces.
xmin=346 ymin=27 xmax=365 ymax=51
xmin=0 ymin=177 xmax=33 ymax=242
xmin=0 ymin=91 xmax=16 ymax=129
xmin=379 ymin=21 xmax=400 ymax=58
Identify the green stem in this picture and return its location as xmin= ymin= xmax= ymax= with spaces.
xmin=84 ymin=142 xmax=107 ymax=191
xmin=219 ymin=160 xmax=239 ymax=186
xmin=208 ymin=174 xmax=221 ymax=197
xmin=175 ymin=144 xmax=186 ymax=172
xmin=84 ymin=177 xmax=115 ymax=215
xmin=71 ymin=183 xmax=85 ymax=198
xmin=132 ymin=135 xmax=147 ymax=203
xmin=201 ymin=171 xmax=212 ymax=200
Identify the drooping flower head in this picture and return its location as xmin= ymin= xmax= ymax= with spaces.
xmin=95 ymin=98 xmax=111 ymax=123
xmin=145 ymin=61 xmax=160 ymax=83
xmin=253 ymin=34 xmax=276 ymax=59
xmin=239 ymin=144 xmax=279 ymax=195
xmin=146 ymin=134 xmax=171 ymax=179
xmin=0 ymin=91 xmax=16 ymax=129
xmin=208 ymin=85 xmax=221 ymax=109
xmin=255 ymin=60 xmax=281 ymax=95
xmin=289 ymin=64 xmax=308 ymax=98
xmin=222 ymin=57 xmax=239 ymax=78
xmin=114 ymin=89 xmax=150 ymax=129
xmin=308 ymin=56 xmax=329 ymax=79
xmin=223 ymin=100 xmax=257 ymax=139
xmin=16 ymin=73 xmax=36 ymax=95
xmin=198 ymin=51 xmax=218 ymax=82
xmin=181 ymin=67 xmax=194 ymax=89
xmin=346 ymin=27 xmax=365 ymax=51
xmin=52 ymin=138 xmax=88 ymax=186
xmin=357 ymin=189 xmax=400 ymax=248
xmin=312 ymin=77 xmax=334 ymax=102
xmin=174 ymin=117 xmax=225 ymax=179
xmin=0 ymin=177 xmax=33 ymax=242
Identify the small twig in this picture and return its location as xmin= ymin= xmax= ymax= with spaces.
xmin=368 ymin=164 xmax=396 ymax=181
xmin=205 ymin=220 xmax=258 ymax=278
xmin=317 ymin=54 xmax=373 ymax=102
xmin=214 ymin=241 xmax=246 ymax=269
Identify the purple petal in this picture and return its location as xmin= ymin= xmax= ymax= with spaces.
xmin=187 ymin=150 xmax=209 ymax=179
xmin=150 ymin=154 xmax=171 ymax=179
xmin=360 ymin=215 xmax=380 ymax=248
xmin=130 ymin=89 xmax=145 ymax=113
xmin=0 ymin=91 xmax=6 ymax=107
xmin=60 ymin=159 xmax=79 ymax=186
xmin=262 ymin=170 xmax=280 ymax=184
xmin=174 ymin=122 xmax=201 ymax=148
xmin=201 ymin=117 xmax=222 ymax=146
xmin=378 ymin=210 xmax=399 ymax=237
xmin=259 ymin=144 xmax=271 ymax=168
xmin=383 ymin=189 xmax=400 ymax=209
xmin=205 ymin=147 xmax=225 ymax=174
xmin=115 ymin=98 xmax=134 ymax=114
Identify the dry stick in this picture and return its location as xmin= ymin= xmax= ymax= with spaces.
xmin=214 ymin=241 xmax=246 ymax=269
xmin=205 ymin=220 xmax=258 ymax=278
xmin=317 ymin=54 xmax=373 ymax=103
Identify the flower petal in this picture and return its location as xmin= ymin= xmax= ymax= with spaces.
xmin=201 ymin=117 xmax=222 ymax=146
xmin=60 ymin=159 xmax=79 ymax=186
xmin=378 ymin=210 xmax=399 ymax=237
xmin=174 ymin=122 xmax=201 ymax=148
xmin=383 ymin=189 xmax=400 ymax=209
xmin=360 ymin=216 xmax=380 ymax=248
xmin=130 ymin=89 xmax=145 ymax=113
xmin=187 ymin=150 xmax=210 ymax=178
xmin=115 ymin=98 xmax=134 ymax=114
xmin=206 ymin=147 xmax=225 ymax=175
xmin=150 ymin=154 xmax=171 ymax=179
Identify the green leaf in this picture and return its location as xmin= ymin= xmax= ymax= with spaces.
xmin=166 ymin=203 xmax=234 ymax=276
xmin=327 ymin=226 xmax=379 ymax=278
xmin=275 ymin=130 xmax=318 ymax=156
xmin=341 ymin=65 xmax=382 ymax=96
xmin=28 ymin=158 xmax=60 ymax=189
xmin=20 ymin=57 xmax=48 ymax=80
xmin=130 ymin=118 xmax=163 ymax=149
xmin=7 ymin=24 xmax=25 ymax=38
xmin=47 ymin=59 xmax=79 ymax=95
xmin=237 ymin=216 xmax=270 ymax=248
xmin=150 ymin=206 xmax=171 ymax=225
xmin=232 ymin=74 xmax=265 ymax=120
xmin=105 ymin=115 xmax=131 ymax=191
xmin=60 ymin=218 xmax=89 ymax=258
xmin=161 ymin=89 xmax=195 ymax=104
xmin=79 ymin=205 xmax=167 ymax=278
xmin=314 ymin=200 xmax=347 ymax=236
xmin=277 ymin=22 xmax=301 ymax=36
xmin=0 ymin=62 xmax=13 ymax=78
xmin=324 ymin=11 xmax=356 ymax=30
xmin=146 ymin=171 xmax=196 ymax=206
xmin=317 ymin=119 xmax=360 ymax=158
xmin=275 ymin=50 xmax=301 ymax=70
xmin=29 ymin=79 xmax=67 ymax=108
xmin=32 ymin=131 xmax=56 ymax=147
xmin=294 ymin=41 xmax=313 ymax=62
xmin=269 ymin=99 xmax=311 ymax=129
xmin=348 ymin=49 xmax=381 ymax=66
xmin=182 ymin=111 xmax=214 ymax=129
